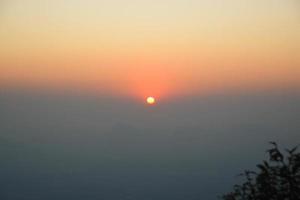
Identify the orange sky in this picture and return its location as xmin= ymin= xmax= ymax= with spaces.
xmin=0 ymin=0 xmax=299 ymax=99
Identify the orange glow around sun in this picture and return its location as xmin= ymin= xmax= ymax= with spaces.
xmin=0 ymin=1 xmax=299 ymax=98
xmin=146 ymin=97 xmax=155 ymax=105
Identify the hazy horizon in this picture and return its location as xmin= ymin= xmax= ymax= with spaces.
xmin=1 ymin=88 xmax=299 ymax=200
xmin=1 ymin=0 xmax=300 ymax=199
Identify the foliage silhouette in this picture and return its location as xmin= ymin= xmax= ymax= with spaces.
xmin=222 ymin=142 xmax=300 ymax=200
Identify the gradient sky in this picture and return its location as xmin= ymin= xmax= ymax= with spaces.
xmin=1 ymin=2 xmax=300 ymax=199
xmin=0 ymin=0 xmax=299 ymax=99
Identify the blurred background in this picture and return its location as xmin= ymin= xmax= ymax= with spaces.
xmin=0 ymin=0 xmax=299 ymax=199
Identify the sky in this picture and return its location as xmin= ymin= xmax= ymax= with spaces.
xmin=0 ymin=0 xmax=300 ymax=99
xmin=0 ymin=1 xmax=300 ymax=200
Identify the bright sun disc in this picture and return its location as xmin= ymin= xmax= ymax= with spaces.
xmin=146 ymin=97 xmax=155 ymax=105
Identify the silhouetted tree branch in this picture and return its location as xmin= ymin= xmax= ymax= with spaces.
xmin=222 ymin=142 xmax=300 ymax=200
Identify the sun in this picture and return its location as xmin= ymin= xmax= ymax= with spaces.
xmin=146 ymin=96 xmax=155 ymax=105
